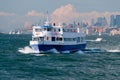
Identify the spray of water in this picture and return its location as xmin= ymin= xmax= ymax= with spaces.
xmin=75 ymin=50 xmax=84 ymax=54
xmin=18 ymin=46 xmax=120 ymax=56
xmin=106 ymin=45 xmax=120 ymax=52
xmin=18 ymin=46 xmax=83 ymax=55
xmin=107 ymin=49 xmax=120 ymax=52
xmin=18 ymin=46 xmax=61 ymax=56
xmin=18 ymin=46 xmax=39 ymax=54
xmin=18 ymin=46 xmax=46 ymax=56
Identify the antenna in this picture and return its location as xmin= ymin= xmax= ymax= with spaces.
xmin=44 ymin=11 xmax=50 ymax=26
xmin=46 ymin=11 xmax=49 ymax=22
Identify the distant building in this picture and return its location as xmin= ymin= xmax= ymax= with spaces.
xmin=110 ymin=15 xmax=116 ymax=27
xmin=80 ymin=21 xmax=88 ymax=28
xmin=94 ymin=17 xmax=107 ymax=26
xmin=110 ymin=15 xmax=120 ymax=27
xmin=91 ymin=18 xmax=95 ymax=26
xmin=116 ymin=15 xmax=120 ymax=27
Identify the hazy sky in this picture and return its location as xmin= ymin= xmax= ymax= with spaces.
xmin=0 ymin=0 xmax=120 ymax=32
xmin=0 ymin=0 xmax=120 ymax=13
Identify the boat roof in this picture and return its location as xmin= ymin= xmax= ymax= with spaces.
xmin=33 ymin=25 xmax=52 ymax=28
xmin=33 ymin=22 xmax=79 ymax=29
xmin=42 ymin=25 xmax=53 ymax=28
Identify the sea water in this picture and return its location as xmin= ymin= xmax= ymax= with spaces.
xmin=0 ymin=34 xmax=120 ymax=80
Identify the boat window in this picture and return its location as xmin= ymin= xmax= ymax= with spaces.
xmin=44 ymin=28 xmax=47 ymax=31
xmin=81 ymin=37 xmax=84 ymax=42
xmin=63 ymin=29 xmax=68 ymax=32
xmin=32 ymin=37 xmax=44 ymax=41
xmin=52 ymin=37 xmax=55 ymax=41
xmin=73 ymin=38 xmax=76 ymax=41
xmin=63 ymin=29 xmax=65 ymax=32
xmin=35 ymin=28 xmax=42 ymax=32
xmin=58 ymin=29 xmax=60 ymax=32
xmin=54 ymin=28 xmax=61 ymax=32
xmin=77 ymin=37 xmax=80 ymax=42
xmin=63 ymin=28 xmax=75 ymax=32
xmin=33 ymin=37 xmax=39 ymax=41
xmin=66 ymin=29 xmax=69 ymax=32
xmin=54 ymin=28 xmax=57 ymax=32
xmin=39 ymin=37 xmax=44 ymax=41
xmin=53 ymin=23 xmax=55 ymax=26
xmin=64 ymin=38 xmax=76 ymax=41
xmin=70 ymin=29 xmax=72 ymax=32
xmin=47 ymin=28 xmax=52 ymax=31
xmin=64 ymin=38 xmax=67 ymax=41
xmin=72 ymin=29 xmax=74 ymax=32
xmin=45 ymin=37 xmax=51 ymax=41
xmin=64 ymin=38 xmax=68 ymax=41
xmin=56 ymin=37 xmax=63 ymax=41
xmin=60 ymin=38 xmax=62 ymax=41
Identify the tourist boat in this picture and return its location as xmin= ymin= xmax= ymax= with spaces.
xmin=29 ymin=19 xmax=86 ymax=53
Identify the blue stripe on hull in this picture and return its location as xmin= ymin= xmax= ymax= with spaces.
xmin=30 ymin=44 xmax=86 ymax=52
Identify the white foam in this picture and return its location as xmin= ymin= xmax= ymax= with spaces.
xmin=32 ymin=53 xmax=45 ymax=56
xmin=61 ymin=51 xmax=70 ymax=54
xmin=45 ymin=48 xmax=60 ymax=54
xmin=75 ymin=50 xmax=84 ymax=54
xmin=18 ymin=46 xmax=60 ymax=55
xmin=86 ymin=38 xmax=106 ymax=42
xmin=18 ymin=46 xmax=40 ymax=54
xmin=107 ymin=49 xmax=120 ymax=52
xmin=18 ymin=46 xmax=46 ymax=56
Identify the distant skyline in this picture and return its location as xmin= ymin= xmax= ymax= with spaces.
xmin=0 ymin=0 xmax=120 ymax=32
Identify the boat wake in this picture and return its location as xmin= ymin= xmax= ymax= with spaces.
xmin=107 ymin=49 xmax=120 ymax=52
xmin=75 ymin=50 xmax=84 ymax=54
xmin=18 ymin=46 xmax=39 ymax=54
xmin=105 ymin=45 xmax=120 ymax=52
xmin=86 ymin=38 xmax=106 ymax=42
xmin=18 ymin=46 xmax=82 ymax=54
xmin=18 ymin=46 xmax=46 ymax=56
xmin=18 ymin=46 xmax=111 ymax=55
xmin=18 ymin=46 xmax=60 ymax=56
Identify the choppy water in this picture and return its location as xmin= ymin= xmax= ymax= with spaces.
xmin=0 ymin=34 xmax=120 ymax=80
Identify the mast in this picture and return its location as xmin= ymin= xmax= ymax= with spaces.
xmin=44 ymin=11 xmax=50 ymax=26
